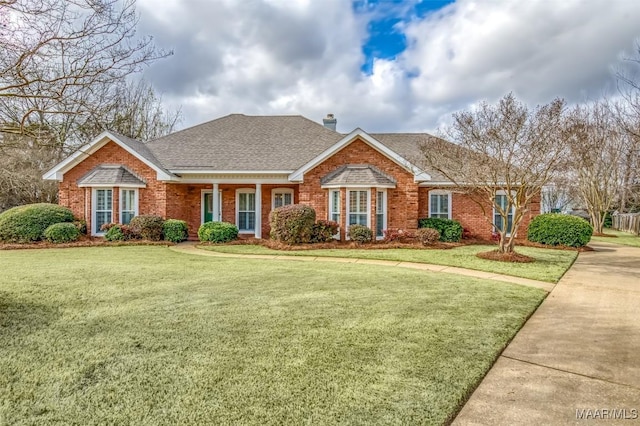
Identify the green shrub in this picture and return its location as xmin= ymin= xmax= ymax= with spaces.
xmin=104 ymin=224 xmax=126 ymax=241
xmin=527 ymin=213 xmax=593 ymax=247
xmin=0 ymin=203 xmax=75 ymax=243
xmin=129 ymin=215 xmax=164 ymax=241
xmin=603 ymin=211 xmax=613 ymax=228
xmin=163 ymin=219 xmax=189 ymax=243
xmin=43 ymin=222 xmax=81 ymax=243
xmin=416 ymin=228 xmax=440 ymax=246
xmin=310 ymin=220 xmax=339 ymax=243
xmin=418 ymin=217 xmax=463 ymax=242
xmin=198 ymin=221 xmax=239 ymax=243
xmin=348 ymin=224 xmax=372 ymax=243
xmin=269 ymin=204 xmax=316 ymax=244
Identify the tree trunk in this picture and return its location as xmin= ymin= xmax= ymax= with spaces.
xmin=498 ymin=232 xmax=515 ymax=254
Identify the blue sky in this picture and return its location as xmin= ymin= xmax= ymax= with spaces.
xmin=356 ymin=0 xmax=455 ymax=74
xmin=137 ymin=0 xmax=640 ymax=133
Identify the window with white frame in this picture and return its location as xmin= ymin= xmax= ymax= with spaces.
xmin=494 ymin=192 xmax=514 ymax=235
xmin=272 ymin=188 xmax=294 ymax=209
xmin=120 ymin=189 xmax=138 ymax=225
xmin=93 ymin=188 xmax=113 ymax=234
xmin=429 ymin=190 xmax=451 ymax=219
xmin=237 ymin=189 xmax=256 ymax=232
xmin=329 ymin=189 xmax=340 ymax=223
xmin=375 ymin=190 xmax=387 ymax=238
xmin=348 ymin=189 xmax=369 ymax=226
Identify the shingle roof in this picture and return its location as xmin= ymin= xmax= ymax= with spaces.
xmin=321 ymin=165 xmax=397 ymax=187
xmin=107 ymin=131 xmax=171 ymax=175
xmin=78 ymin=165 xmax=146 ymax=187
xmin=145 ymin=114 xmax=343 ymax=171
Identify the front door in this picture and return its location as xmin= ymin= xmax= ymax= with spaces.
xmin=203 ymin=192 xmax=222 ymax=223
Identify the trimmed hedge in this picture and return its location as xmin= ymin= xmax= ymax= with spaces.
xmin=0 ymin=203 xmax=75 ymax=243
xmin=416 ymin=228 xmax=440 ymax=246
xmin=418 ymin=218 xmax=463 ymax=242
xmin=348 ymin=224 xmax=372 ymax=243
xmin=43 ymin=222 xmax=81 ymax=243
xmin=198 ymin=221 xmax=239 ymax=243
xmin=527 ymin=213 xmax=593 ymax=247
xmin=104 ymin=224 xmax=126 ymax=242
xmin=129 ymin=215 xmax=164 ymax=241
xmin=310 ymin=220 xmax=339 ymax=243
xmin=163 ymin=219 xmax=188 ymax=243
xmin=269 ymin=204 xmax=316 ymax=244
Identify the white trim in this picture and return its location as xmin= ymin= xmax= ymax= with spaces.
xmin=43 ymin=131 xmax=175 ymax=182
xmin=328 ymin=189 xmax=341 ymax=240
xmin=236 ymin=188 xmax=256 ymax=234
xmin=175 ymin=177 xmax=290 ymax=184
xmin=91 ymin=187 xmax=113 ymax=236
xmin=170 ymin=170 xmax=294 ymax=175
xmin=271 ymin=188 xmax=294 ymax=210
xmin=79 ymin=182 xmax=146 ymax=188
xmin=346 ymin=188 xmax=371 ymax=234
xmin=428 ymin=190 xmax=452 ymax=220
xmin=493 ymin=190 xmax=515 ymax=236
xmin=212 ymin=183 xmax=220 ymax=222
xmin=375 ymin=189 xmax=387 ymax=240
xmin=119 ymin=188 xmax=139 ymax=225
xmin=321 ymin=183 xmax=396 ymax=189
xmin=200 ymin=190 xmax=223 ymax=224
xmin=255 ymin=184 xmax=262 ymax=239
xmin=289 ymin=129 xmax=431 ymax=183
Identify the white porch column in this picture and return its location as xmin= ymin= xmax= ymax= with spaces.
xmin=255 ymin=183 xmax=262 ymax=238
xmin=212 ymin=183 xmax=220 ymax=221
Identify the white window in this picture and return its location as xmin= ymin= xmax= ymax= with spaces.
xmin=347 ymin=189 xmax=370 ymax=227
xmin=329 ymin=189 xmax=340 ymax=223
xmin=272 ymin=188 xmax=294 ymax=209
xmin=494 ymin=192 xmax=515 ymax=235
xmin=236 ymin=189 xmax=256 ymax=233
xmin=120 ymin=189 xmax=138 ymax=225
xmin=375 ymin=190 xmax=387 ymax=239
xmin=429 ymin=190 xmax=451 ymax=219
xmin=93 ymin=188 xmax=113 ymax=235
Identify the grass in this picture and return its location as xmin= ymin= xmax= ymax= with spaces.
xmin=0 ymin=246 xmax=546 ymax=425
xmin=591 ymin=229 xmax=640 ymax=247
xmin=202 ymin=244 xmax=577 ymax=283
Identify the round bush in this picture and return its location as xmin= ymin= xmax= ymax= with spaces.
xmin=269 ymin=204 xmax=316 ymax=244
xmin=0 ymin=203 xmax=75 ymax=243
xmin=43 ymin=222 xmax=81 ymax=243
xmin=348 ymin=224 xmax=372 ymax=243
xmin=105 ymin=224 xmax=126 ymax=242
xmin=198 ymin=221 xmax=239 ymax=243
xmin=129 ymin=215 xmax=164 ymax=241
xmin=527 ymin=213 xmax=593 ymax=247
xmin=416 ymin=227 xmax=440 ymax=246
xmin=418 ymin=218 xmax=463 ymax=242
xmin=163 ymin=219 xmax=189 ymax=243
xmin=310 ymin=220 xmax=339 ymax=243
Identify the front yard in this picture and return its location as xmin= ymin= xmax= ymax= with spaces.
xmin=591 ymin=229 xmax=640 ymax=247
xmin=0 ymin=246 xmax=546 ymax=425
xmin=203 ymin=244 xmax=578 ymax=283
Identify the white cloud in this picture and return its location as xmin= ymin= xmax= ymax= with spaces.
xmin=136 ymin=0 xmax=640 ymax=134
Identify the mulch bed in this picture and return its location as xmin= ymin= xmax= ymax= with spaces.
xmin=476 ymin=250 xmax=535 ymax=263
xmin=0 ymin=236 xmax=174 ymax=250
xmin=592 ymin=232 xmax=618 ymax=237
xmin=222 ymin=238 xmax=458 ymax=251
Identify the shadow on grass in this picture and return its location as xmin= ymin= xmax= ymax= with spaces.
xmin=0 ymin=293 xmax=60 ymax=336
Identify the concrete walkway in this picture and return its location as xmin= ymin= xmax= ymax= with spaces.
xmin=454 ymin=241 xmax=640 ymax=425
xmin=170 ymin=242 xmax=555 ymax=292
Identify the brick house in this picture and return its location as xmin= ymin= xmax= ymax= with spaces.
xmin=43 ymin=114 xmax=539 ymax=240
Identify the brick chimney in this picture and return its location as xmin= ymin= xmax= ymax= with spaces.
xmin=322 ymin=113 xmax=337 ymax=131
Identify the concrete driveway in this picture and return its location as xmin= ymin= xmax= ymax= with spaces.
xmin=453 ymin=242 xmax=640 ymax=425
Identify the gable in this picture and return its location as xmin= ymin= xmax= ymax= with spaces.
xmin=289 ymin=129 xmax=431 ymax=183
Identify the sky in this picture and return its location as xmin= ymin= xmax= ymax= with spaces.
xmin=136 ymin=0 xmax=640 ymax=134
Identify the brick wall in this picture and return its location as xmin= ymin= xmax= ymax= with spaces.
xmin=299 ymin=137 xmax=420 ymax=240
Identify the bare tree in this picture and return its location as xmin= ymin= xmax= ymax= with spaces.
xmin=0 ymin=0 xmax=170 ymax=136
xmin=565 ymin=102 xmax=627 ymax=233
xmin=421 ymin=93 xmax=568 ymax=254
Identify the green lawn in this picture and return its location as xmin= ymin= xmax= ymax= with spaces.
xmin=591 ymin=229 xmax=640 ymax=247
xmin=202 ymin=244 xmax=577 ymax=283
xmin=0 ymin=246 xmax=545 ymax=425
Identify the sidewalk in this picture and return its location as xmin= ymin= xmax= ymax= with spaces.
xmin=170 ymin=242 xmax=555 ymax=292
xmin=453 ymin=241 xmax=640 ymax=425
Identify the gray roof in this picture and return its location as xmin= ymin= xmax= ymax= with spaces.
xmin=145 ymin=114 xmax=343 ymax=171
xmin=107 ymin=131 xmax=171 ymax=175
xmin=321 ymin=165 xmax=397 ymax=187
xmin=78 ymin=165 xmax=146 ymax=187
